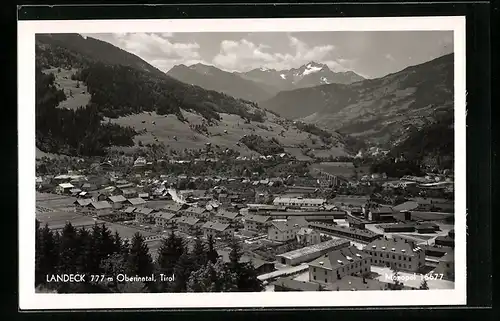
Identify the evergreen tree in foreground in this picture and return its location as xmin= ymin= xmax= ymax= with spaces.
xmin=156 ymin=231 xmax=184 ymax=292
xmin=206 ymin=234 xmax=219 ymax=264
xmin=126 ymin=232 xmax=154 ymax=291
xmin=419 ymin=279 xmax=429 ymax=290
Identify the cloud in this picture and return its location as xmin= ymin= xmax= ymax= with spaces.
xmin=83 ymin=33 xmax=201 ymax=72
xmin=385 ymin=54 xmax=395 ymax=61
xmin=212 ymin=35 xmax=339 ymax=71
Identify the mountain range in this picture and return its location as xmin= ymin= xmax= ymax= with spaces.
xmin=261 ymin=53 xmax=454 ymax=148
xmin=35 ymin=33 xmax=350 ymax=159
xmin=167 ymin=61 xmax=365 ymax=102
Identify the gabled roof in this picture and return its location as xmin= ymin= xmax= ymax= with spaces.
xmin=74 ymin=199 xmax=92 ymax=206
xmin=202 ymin=221 xmax=231 ymax=232
xmin=176 ymin=216 xmax=200 ymax=226
xmin=215 ymin=211 xmax=240 ymax=220
xmin=122 ymin=207 xmax=137 ymax=213
xmin=154 ymin=211 xmax=176 ymax=220
xmin=126 ymin=197 xmax=146 ymax=206
xmin=107 ymin=195 xmax=127 ymax=203
xmin=164 ymin=203 xmax=184 ymax=212
xmin=185 ymin=207 xmax=207 ymax=215
xmin=135 ymin=207 xmax=155 ymax=215
xmin=89 ymin=201 xmax=112 ymax=210
xmin=270 ymin=220 xmax=302 ymax=232
xmin=309 ymin=245 xmax=367 ymax=270
xmin=365 ymin=237 xmax=421 ymax=256
xmin=244 ymin=214 xmax=271 ymax=223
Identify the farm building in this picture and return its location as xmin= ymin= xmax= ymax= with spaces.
xmin=88 ymin=201 xmax=112 ymax=211
xmin=379 ymin=223 xmax=416 ymax=233
xmin=276 ymin=238 xmax=350 ymax=266
xmin=55 ymin=183 xmax=74 ymax=194
xmin=135 ymin=207 xmax=157 ymax=224
xmin=107 ymin=195 xmax=127 ymax=209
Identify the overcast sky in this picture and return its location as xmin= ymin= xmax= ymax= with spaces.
xmin=82 ymin=31 xmax=453 ymax=79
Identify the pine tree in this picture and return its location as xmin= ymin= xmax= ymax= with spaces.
xmin=156 ymin=231 xmax=184 ymax=291
xmin=75 ymin=227 xmax=93 ymax=277
xmin=172 ymin=249 xmax=194 ymax=292
xmin=35 ymin=223 xmax=59 ymax=286
xmin=187 ymin=259 xmax=230 ymax=292
xmin=206 ymin=234 xmax=219 ymax=264
xmin=58 ymin=222 xmax=78 ymax=275
xmin=126 ymin=232 xmax=154 ymax=277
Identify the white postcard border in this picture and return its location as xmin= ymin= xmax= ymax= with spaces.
xmin=18 ymin=16 xmax=466 ymax=310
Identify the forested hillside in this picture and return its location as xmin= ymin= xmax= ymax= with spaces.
xmin=36 ymin=69 xmax=136 ymax=156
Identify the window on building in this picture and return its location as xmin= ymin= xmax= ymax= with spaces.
xmin=313 ymin=276 xmax=316 ymax=280
xmin=325 ymin=278 xmax=328 ymax=283
xmin=387 ymin=254 xmax=389 ymax=258
xmin=313 ymin=268 xmax=316 ymax=272
xmin=399 ymin=256 xmax=401 ymax=260
xmin=409 ymin=258 xmax=412 ymax=262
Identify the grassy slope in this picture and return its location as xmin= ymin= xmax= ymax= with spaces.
xmin=42 ymin=68 xmax=91 ymax=110
xmin=108 ymin=110 xmax=350 ymax=158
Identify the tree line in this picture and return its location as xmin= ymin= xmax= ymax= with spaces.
xmin=35 ymin=220 xmax=263 ymax=293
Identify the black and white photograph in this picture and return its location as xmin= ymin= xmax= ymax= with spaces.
xmin=19 ymin=16 xmax=466 ymax=309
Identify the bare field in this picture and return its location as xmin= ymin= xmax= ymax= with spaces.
xmin=43 ymin=68 xmax=91 ymax=110
xmin=108 ymin=110 xmax=346 ymax=156
xmin=36 ymin=192 xmax=77 ymax=210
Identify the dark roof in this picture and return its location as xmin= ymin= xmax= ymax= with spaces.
xmin=164 ymin=203 xmax=184 ymax=212
xmin=202 ymin=221 xmax=231 ymax=232
xmin=185 ymin=207 xmax=207 ymax=215
xmin=270 ymin=220 xmax=302 ymax=232
xmin=107 ymin=195 xmax=127 ymax=203
xmin=435 ymin=235 xmax=455 ymax=243
xmin=215 ymin=211 xmax=240 ymax=219
xmin=309 ymin=246 xmax=368 ymax=270
xmin=89 ymin=201 xmax=112 ymax=210
xmin=176 ymin=216 xmax=200 ymax=226
xmin=136 ymin=207 xmax=155 ymax=215
xmin=244 ymin=214 xmax=271 ymax=223
xmin=272 ymin=277 xmax=321 ymax=291
xmin=154 ymin=212 xmax=176 ymax=220
xmin=366 ymin=237 xmax=422 ymax=256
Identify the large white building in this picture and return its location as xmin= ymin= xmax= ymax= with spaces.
xmin=309 ymin=245 xmax=372 ymax=284
xmin=268 ymin=221 xmax=302 ymax=242
xmin=363 ymin=237 xmax=426 ymax=272
xmin=273 ymin=197 xmax=327 ymax=208
xmin=296 ymin=227 xmax=321 ymax=246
